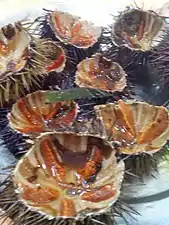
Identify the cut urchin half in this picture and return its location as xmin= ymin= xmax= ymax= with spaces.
xmin=0 ymin=22 xmax=66 ymax=105
xmin=8 ymin=90 xmax=78 ymax=134
xmin=75 ymin=53 xmax=127 ymax=92
xmin=112 ymin=8 xmax=165 ymax=51
xmin=94 ymin=100 xmax=169 ymax=155
xmin=0 ymin=22 xmax=30 ymax=76
xmin=49 ymin=10 xmax=102 ymax=49
xmin=0 ymin=22 xmax=31 ymax=104
xmin=43 ymin=40 xmax=66 ymax=73
xmin=13 ymin=132 xmax=124 ymax=219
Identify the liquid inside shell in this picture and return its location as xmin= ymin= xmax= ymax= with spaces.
xmin=112 ymin=9 xmax=165 ymax=51
xmin=0 ymin=23 xmax=30 ymax=80
xmin=13 ymin=132 xmax=124 ymax=219
xmin=94 ymin=100 xmax=169 ymax=154
xmin=8 ymin=91 xmax=78 ymax=134
xmin=49 ymin=10 xmax=101 ymax=48
xmin=75 ymin=53 xmax=127 ymax=92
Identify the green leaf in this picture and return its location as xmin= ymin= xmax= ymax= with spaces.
xmin=45 ymin=88 xmax=111 ymax=103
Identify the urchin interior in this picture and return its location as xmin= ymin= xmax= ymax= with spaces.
xmin=113 ymin=9 xmax=164 ymax=51
xmin=12 ymin=133 xmax=120 ymax=218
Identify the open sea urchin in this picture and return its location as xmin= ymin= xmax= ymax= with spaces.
xmin=8 ymin=90 xmax=78 ymax=135
xmin=112 ymin=8 xmax=165 ymax=51
xmin=75 ymin=53 xmax=127 ymax=93
xmin=94 ymin=99 xmax=169 ymax=177
xmin=13 ymin=132 xmax=124 ymax=219
xmin=0 ymin=21 xmax=68 ymax=105
xmin=94 ymin=100 xmax=169 ymax=155
xmin=49 ymin=10 xmax=102 ymax=49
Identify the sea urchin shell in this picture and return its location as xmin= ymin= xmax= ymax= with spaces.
xmin=94 ymin=100 xmax=169 ymax=154
xmin=75 ymin=53 xmax=127 ymax=92
xmin=49 ymin=10 xmax=102 ymax=48
xmin=112 ymin=9 xmax=165 ymax=51
xmin=43 ymin=41 xmax=66 ymax=73
xmin=13 ymin=132 xmax=124 ymax=219
xmin=8 ymin=91 xmax=78 ymax=134
xmin=0 ymin=22 xmax=30 ymax=80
